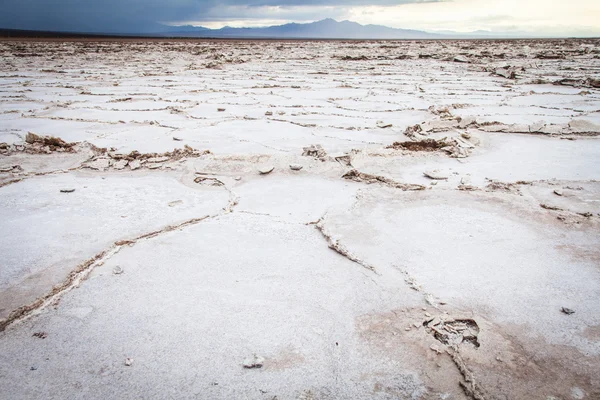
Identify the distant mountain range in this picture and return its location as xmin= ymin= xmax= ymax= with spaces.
xmin=162 ymin=19 xmax=442 ymax=39
xmin=0 ymin=19 xmax=544 ymax=40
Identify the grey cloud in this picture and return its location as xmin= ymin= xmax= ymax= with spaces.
xmin=184 ymin=5 xmax=351 ymax=24
xmin=0 ymin=0 xmax=444 ymax=32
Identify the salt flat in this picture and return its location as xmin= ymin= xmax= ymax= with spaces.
xmin=0 ymin=39 xmax=599 ymax=400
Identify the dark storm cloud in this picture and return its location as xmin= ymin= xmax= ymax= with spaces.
xmin=0 ymin=0 xmax=443 ymax=32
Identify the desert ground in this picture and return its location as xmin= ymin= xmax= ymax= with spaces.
xmin=0 ymin=38 xmax=599 ymax=399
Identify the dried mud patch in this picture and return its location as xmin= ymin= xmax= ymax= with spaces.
xmin=386 ymin=139 xmax=446 ymax=152
xmin=355 ymin=307 xmax=475 ymax=399
xmin=554 ymin=244 xmax=600 ymax=267
xmin=357 ymin=307 xmax=600 ymax=400
xmin=386 ymin=135 xmax=476 ymax=158
xmin=466 ymin=324 xmax=600 ymax=400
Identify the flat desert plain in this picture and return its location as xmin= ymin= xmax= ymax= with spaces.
xmin=0 ymin=38 xmax=599 ymax=399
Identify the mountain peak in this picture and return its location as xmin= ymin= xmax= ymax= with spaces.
xmin=311 ymin=18 xmax=339 ymax=25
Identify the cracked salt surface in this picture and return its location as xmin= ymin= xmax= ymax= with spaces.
xmin=0 ymin=38 xmax=599 ymax=399
xmin=0 ymin=172 xmax=230 ymax=321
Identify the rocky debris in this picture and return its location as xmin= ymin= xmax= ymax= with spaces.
xmin=194 ymin=176 xmax=225 ymax=186
xmin=217 ymin=108 xmax=225 ymax=112
xmin=458 ymin=176 xmax=477 ymax=191
xmin=556 ymin=213 xmax=586 ymax=225
xmin=289 ymin=164 xmax=303 ymax=171
xmin=376 ymin=121 xmax=393 ymax=129
xmin=424 ymin=170 xmax=449 ymax=180
xmin=302 ymin=144 xmax=328 ymax=160
xmin=342 ymin=169 xmax=425 ymax=191
xmin=477 ymin=121 xmax=571 ymax=135
xmin=554 ymin=77 xmax=600 ymax=89
xmin=168 ymin=200 xmax=183 ymax=207
xmin=124 ymin=358 xmax=134 ymax=367
xmin=129 ymin=160 xmax=142 ymax=170
xmin=258 ymin=165 xmax=274 ymax=175
xmin=338 ymin=55 xmax=369 ymax=61
xmin=561 ymin=307 xmax=575 ymax=315
xmin=109 ymin=97 xmax=132 ymax=103
xmin=535 ymin=52 xmax=565 ymax=60
xmin=458 ymin=184 xmax=478 ymax=191
xmin=403 ymin=116 xmax=599 ymax=138
xmin=1 ymin=133 xmax=79 ymax=154
xmin=525 ymin=78 xmax=550 ymax=85
xmin=32 ymin=332 xmax=48 ymax=339
xmin=172 ymin=137 xmax=183 ymax=141
xmin=265 ymin=111 xmax=273 ymax=116
xmin=112 ymin=159 xmax=129 ymax=170
xmin=421 ymin=119 xmax=461 ymax=133
xmin=112 ymin=266 xmax=124 ymax=275
xmin=442 ymin=137 xmax=475 ymax=158
xmin=147 ymin=162 xmax=165 ymax=169
xmin=458 ymin=117 xmax=476 ymax=129
xmin=424 ymin=315 xmax=480 ymax=348
xmin=453 ymin=55 xmax=470 ymax=63
xmin=333 ymin=154 xmax=352 ymax=167
xmin=404 ymin=274 xmax=422 ymax=292
xmin=25 ymin=132 xmax=77 ymax=151
xmin=60 ymin=189 xmax=75 ymax=193
xmin=471 ymin=121 xmax=500 ymax=133
xmin=243 ymin=354 xmax=264 ymax=369
xmin=147 ymin=156 xmax=170 ymax=164
xmin=85 ymin=158 xmax=111 ymax=171
xmin=492 ymin=67 xmax=517 ymax=79
xmin=429 ymin=106 xmax=453 ymax=119
xmin=485 ymin=180 xmax=521 ymax=195
xmin=386 ymin=139 xmax=447 ymax=152
xmin=540 ymin=203 xmax=562 ymax=211
xmin=387 ymin=136 xmax=474 ymax=158
xmin=0 ymin=165 xmax=23 ymax=173
xmin=84 ymin=146 xmax=211 ymax=171
xmin=403 ymin=124 xmax=423 ymax=138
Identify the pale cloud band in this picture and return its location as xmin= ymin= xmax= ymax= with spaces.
xmin=345 ymin=0 xmax=600 ymax=35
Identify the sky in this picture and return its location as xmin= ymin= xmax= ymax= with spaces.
xmin=1 ymin=0 xmax=599 ymax=36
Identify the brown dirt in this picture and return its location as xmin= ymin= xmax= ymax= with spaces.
xmin=386 ymin=139 xmax=447 ymax=152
